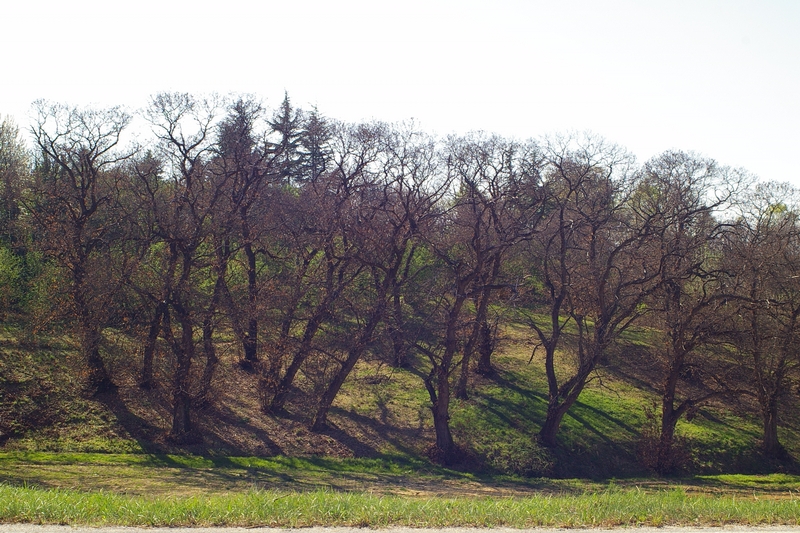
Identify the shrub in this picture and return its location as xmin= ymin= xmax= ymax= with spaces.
xmin=637 ymin=401 xmax=692 ymax=475
xmin=482 ymin=434 xmax=554 ymax=477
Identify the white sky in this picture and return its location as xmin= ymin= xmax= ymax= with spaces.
xmin=2 ymin=0 xmax=799 ymax=183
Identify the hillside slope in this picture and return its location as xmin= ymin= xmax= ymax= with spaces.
xmin=1 ymin=320 xmax=797 ymax=478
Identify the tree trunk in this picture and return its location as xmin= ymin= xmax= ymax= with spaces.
xmin=456 ymin=255 xmax=500 ymax=399
xmin=83 ymin=325 xmax=114 ymax=394
xmin=139 ymin=302 xmax=165 ymax=389
xmin=242 ymin=241 xmax=259 ymax=365
xmin=311 ymin=344 xmax=362 ymax=431
xmin=388 ymin=243 xmax=417 ymax=368
xmin=761 ymin=395 xmax=783 ymax=457
xmin=432 ymin=402 xmax=455 ymax=462
xmin=475 ymin=320 xmax=494 ymax=375
xmin=455 ymin=354 xmax=472 ymax=400
xmin=164 ymin=303 xmax=197 ymax=444
xmin=455 ymin=313 xmax=477 ymax=400
xmin=198 ymin=314 xmax=218 ymax=406
xmin=265 ymin=253 xmax=349 ymax=413
xmin=656 ymin=402 xmax=681 ymax=475
xmin=142 ymin=252 xmax=179 ymax=390
xmin=539 ymin=374 xmax=588 ymax=448
xmin=312 ymin=299 xmax=385 ymax=431
xmin=539 ymin=400 xmax=570 ymax=448
xmin=425 ymin=366 xmax=456 ymax=464
xmin=73 ymin=265 xmax=114 ymax=395
xmin=388 ymin=288 xmax=407 ymax=367
xmin=655 ymin=340 xmax=685 ymax=474
xmin=171 ymin=379 xmax=192 ymax=442
xmin=197 ymin=273 xmax=225 ymax=404
xmin=266 ymin=311 xmax=326 ymax=413
xmin=266 ymin=362 xmax=299 ymax=414
xmin=423 ymin=292 xmax=468 ymax=464
xmin=259 ymin=260 xmax=313 ymax=404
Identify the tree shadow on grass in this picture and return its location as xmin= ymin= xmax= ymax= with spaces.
xmin=485 ymin=370 xmax=645 ymax=479
xmin=199 ymin=402 xmax=284 ymax=456
xmin=95 ymin=389 xmax=163 ymax=453
xmin=325 ymin=406 xmax=426 ymax=459
xmin=567 ymin=399 xmax=640 ymax=440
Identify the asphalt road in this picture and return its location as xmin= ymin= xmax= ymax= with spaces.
xmin=3 ymin=527 xmax=800 ymax=533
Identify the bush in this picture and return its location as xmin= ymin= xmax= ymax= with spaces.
xmin=637 ymin=401 xmax=692 ymax=475
xmin=482 ymin=434 xmax=554 ymax=477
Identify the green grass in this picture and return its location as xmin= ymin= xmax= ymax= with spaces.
xmin=0 ymin=451 xmax=516 ymax=497
xmin=3 ymin=482 xmax=800 ymax=527
xmin=4 ymin=452 xmax=800 ymax=527
xmin=698 ymin=473 xmax=800 ymax=491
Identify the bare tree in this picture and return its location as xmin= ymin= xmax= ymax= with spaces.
xmin=210 ymin=96 xmax=280 ymax=369
xmin=634 ymin=151 xmax=742 ymax=473
xmin=446 ymin=135 xmax=546 ymax=399
xmin=139 ymin=93 xmax=227 ymax=442
xmin=260 ymin=120 xmax=374 ymax=414
xmin=310 ymin=122 xmax=444 ymax=431
xmin=525 ymin=133 xmax=655 ymax=448
xmin=410 ymin=133 xmax=544 ymax=463
xmin=723 ymin=181 xmax=800 ymax=457
xmin=27 ymin=101 xmax=135 ymax=394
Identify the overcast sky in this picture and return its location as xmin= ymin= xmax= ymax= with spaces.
xmin=3 ymin=0 xmax=799 ymax=183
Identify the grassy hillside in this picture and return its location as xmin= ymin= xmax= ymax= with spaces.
xmin=0 ymin=316 xmax=797 ymax=479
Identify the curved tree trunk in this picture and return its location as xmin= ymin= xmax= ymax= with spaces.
xmin=539 ymin=364 xmax=590 ymax=448
xmin=312 ymin=298 xmax=385 ymax=431
xmin=311 ymin=343 xmax=365 ymax=431
xmin=266 ymin=311 xmax=327 ymax=413
xmin=539 ymin=385 xmax=582 ymax=448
